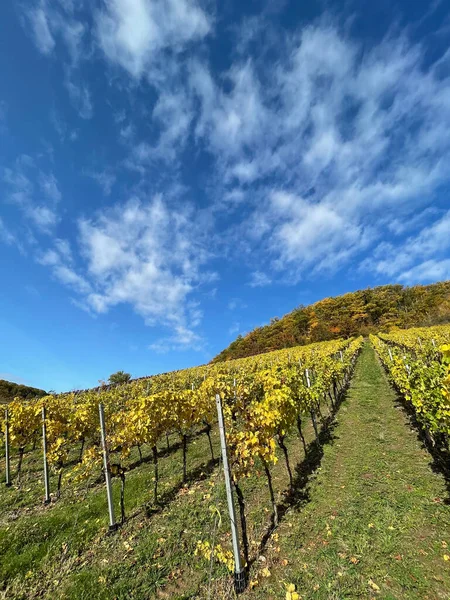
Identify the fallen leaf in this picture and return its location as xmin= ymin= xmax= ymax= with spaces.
xmin=368 ymin=579 xmax=380 ymax=591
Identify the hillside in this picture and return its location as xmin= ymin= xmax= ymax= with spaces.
xmin=1 ymin=335 xmax=449 ymax=599
xmin=0 ymin=379 xmax=47 ymax=404
xmin=213 ymin=281 xmax=450 ymax=361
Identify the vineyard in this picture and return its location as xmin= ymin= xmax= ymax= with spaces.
xmin=1 ymin=329 xmax=450 ymax=599
xmin=371 ymin=324 xmax=450 ymax=453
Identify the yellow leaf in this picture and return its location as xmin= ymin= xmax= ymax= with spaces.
xmin=368 ymin=579 xmax=380 ymax=591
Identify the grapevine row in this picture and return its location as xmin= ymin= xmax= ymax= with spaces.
xmin=370 ymin=325 xmax=450 ymax=451
xmin=1 ymin=336 xmax=363 ymax=582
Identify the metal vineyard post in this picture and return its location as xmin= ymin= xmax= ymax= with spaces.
xmin=4 ymin=408 xmax=11 ymax=487
xmin=42 ymin=406 xmax=51 ymax=504
xmin=99 ymin=403 xmax=118 ymax=532
xmin=215 ymin=393 xmax=246 ymax=593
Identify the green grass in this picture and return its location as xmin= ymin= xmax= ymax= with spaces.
xmin=0 ymin=342 xmax=449 ymax=599
xmin=248 ymin=342 xmax=450 ymax=599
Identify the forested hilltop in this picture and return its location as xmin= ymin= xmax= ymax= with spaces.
xmin=0 ymin=379 xmax=47 ymax=403
xmin=213 ymin=281 xmax=450 ymax=362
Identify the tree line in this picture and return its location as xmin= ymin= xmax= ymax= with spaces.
xmin=213 ymin=281 xmax=450 ymax=362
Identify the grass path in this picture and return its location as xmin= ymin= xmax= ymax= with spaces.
xmin=251 ymin=341 xmax=450 ymax=599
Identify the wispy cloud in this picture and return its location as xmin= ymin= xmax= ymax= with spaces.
xmin=0 ymin=217 xmax=16 ymax=246
xmin=85 ymin=169 xmax=116 ymax=196
xmin=249 ymin=271 xmax=271 ymax=287
xmin=187 ymin=23 xmax=450 ymax=282
xmin=10 ymin=5 xmax=450 ymax=339
xmin=362 ymin=211 xmax=450 ymax=283
xmin=65 ymin=76 xmax=93 ymax=119
xmin=228 ymin=322 xmax=240 ymax=336
xmin=37 ymin=241 xmax=91 ymax=293
xmin=39 ymin=172 xmax=62 ymax=202
xmin=3 ymin=156 xmax=61 ymax=233
xmin=228 ymin=298 xmax=247 ymax=310
xmin=26 ymin=2 xmax=55 ymax=55
xmin=44 ymin=195 xmax=213 ymax=347
xmin=96 ymin=0 xmax=212 ymax=78
xmin=23 ymin=0 xmax=87 ymax=63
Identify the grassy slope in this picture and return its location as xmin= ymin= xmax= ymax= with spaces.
xmin=0 ymin=343 xmax=449 ymax=599
xmin=250 ymin=342 xmax=450 ymax=599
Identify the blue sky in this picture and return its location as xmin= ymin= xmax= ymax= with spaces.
xmin=1 ymin=0 xmax=450 ymax=392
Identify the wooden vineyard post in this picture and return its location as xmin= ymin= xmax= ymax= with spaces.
xmin=215 ymin=393 xmax=246 ymax=593
xmin=99 ymin=403 xmax=118 ymax=533
xmin=388 ymin=347 xmax=393 ymax=362
xmin=4 ymin=408 xmax=11 ymax=487
xmin=42 ymin=406 xmax=51 ymax=504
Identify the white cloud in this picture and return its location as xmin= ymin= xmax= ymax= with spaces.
xmin=58 ymin=17 xmax=86 ymax=64
xmin=249 ymin=271 xmax=271 ymax=287
xmin=9 ymin=11 xmax=450 ymax=326
xmin=261 ymin=191 xmax=372 ymax=278
xmin=50 ymin=109 xmax=78 ymax=142
xmin=0 ymin=217 xmax=16 ymax=246
xmin=23 ymin=1 xmax=88 ymax=64
xmin=123 ymin=89 xmax=194 ymax=168
xmin=85 ymin=169 xmax=116 ymax=195
xmin=120 ymin=123 xmax=134 ymax=141
xmin=228 ymin=298 xmax=247 ymax=310
xmin=397 ymin=259 xmax=450 ymax=284
xmin=149 ymin=324 xmax=202 ymax=353
xmin=3 ymin=157 xmax=61 ymax=234
xmin=363 ymin=211 xmax=450 ymax=283
xmin=228 ymin=322 xmax=240 ymax=336
xmin=96 ymin=0 xmax=211 ymax=78
xmin=150 ymin=89 xmax=194 ymax=161
xmin=188 ymin=23 xmax=450 ymax=282
xmin=22 ymin=2 xmax=92 ymax=122
xmin=39 ymin=172 xmax=62 ymax=202
xmin=28 ymin=206 xmax=59 ymax=230
xmin=70 ymin=195 xmax=212 ymax=346
xmin=191 ymin=59 xmax=269 ymax=161
xmin=27 ymin=3 xmax=55 ymax=55
xmin=65 ymin=77 xmax=93 ymax=119
xmin=37 ymin=242 xmax=91 ymax=294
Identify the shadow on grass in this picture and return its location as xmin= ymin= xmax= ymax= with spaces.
xmin=392 ymin=393 xmax=450 ymax=504
xmin=125 ymin=456 xmax=220 ymax=522
xmin=90 ymin=426 xmax=213 ymax=487
xmin=374 ymin=351 xmax=450 ymax=504
xmin=253 ymin=377 xmax=354 ymax=565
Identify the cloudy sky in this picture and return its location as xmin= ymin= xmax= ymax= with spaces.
xmin=1 ymin=0 xmax=450 ymax=391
